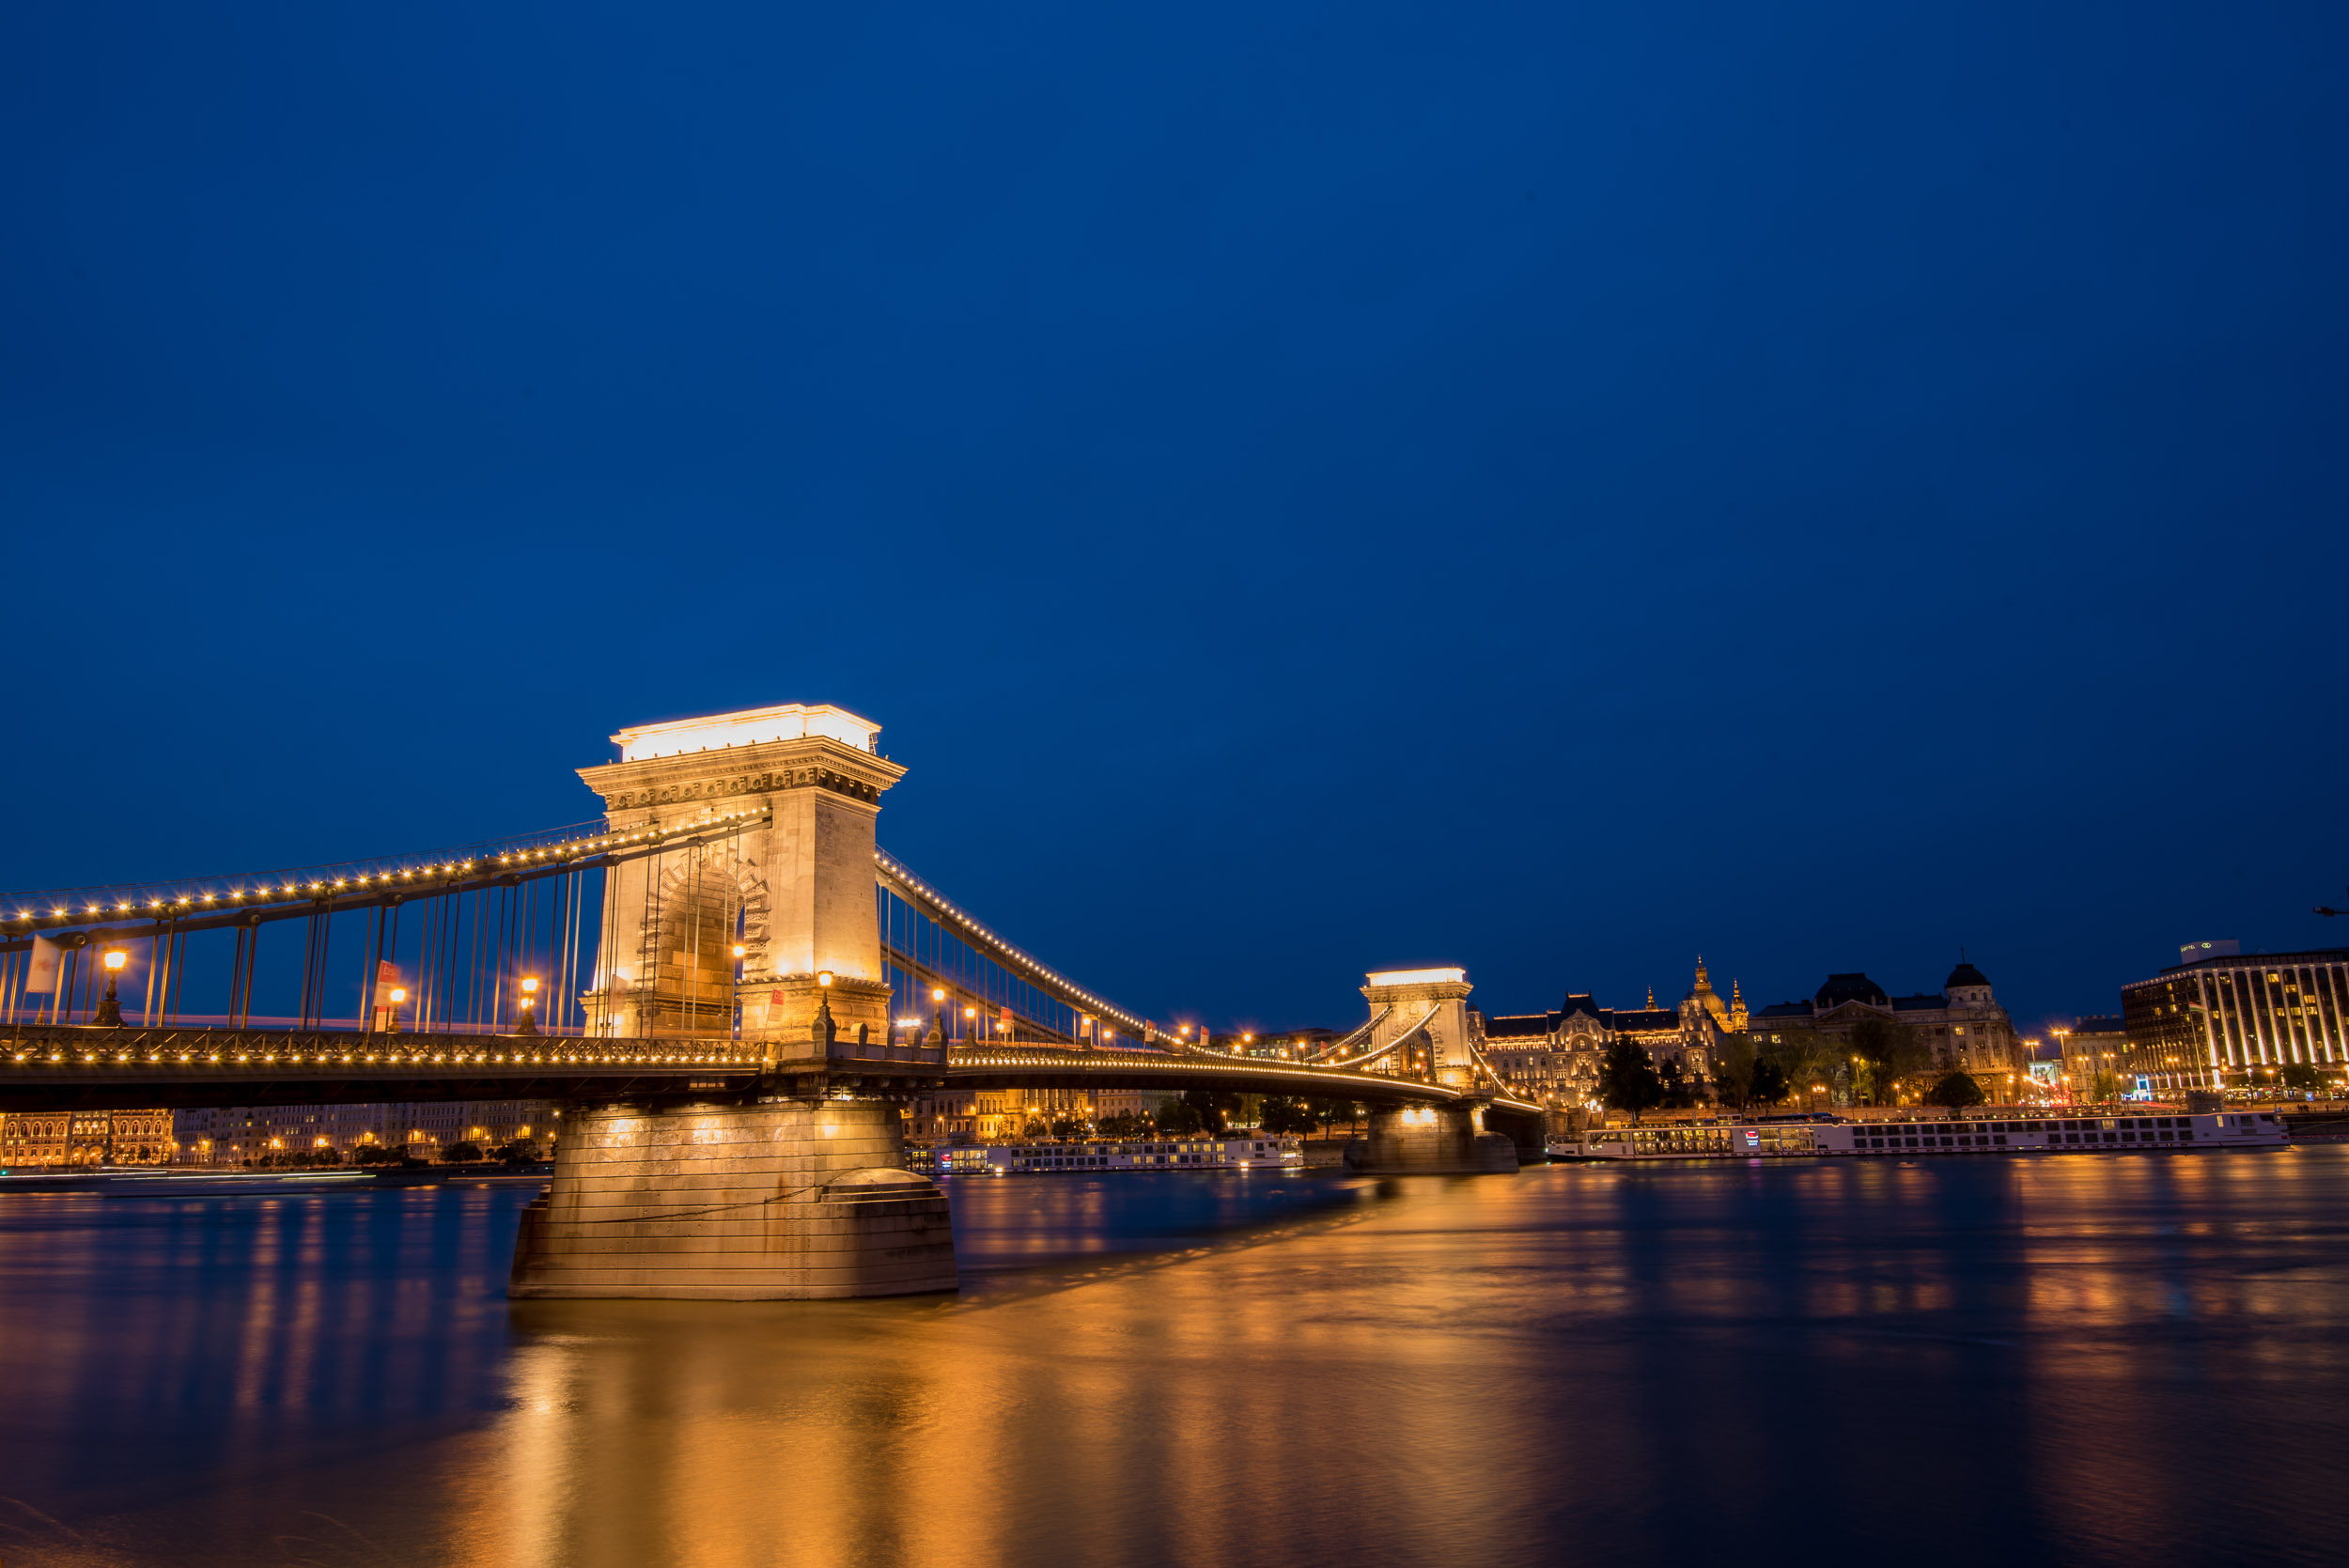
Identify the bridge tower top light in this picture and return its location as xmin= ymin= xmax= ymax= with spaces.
xmin=610 ymin=703 xmax=881 ymax=762
xmin=1364 ymin=967 xmax=1467 ymax=989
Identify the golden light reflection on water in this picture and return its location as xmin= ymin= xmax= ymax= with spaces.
xmin=5 ymin=1156 xmax=2348 ymax=1568
xmin=451 ymin=1207 xmax=1557 ymax=1568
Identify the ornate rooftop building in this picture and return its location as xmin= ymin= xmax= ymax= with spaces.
xmin=1477 ymin=958 xmax=1743 ymax=1107
xmin=1751 ymin=958 xmax=2022 ymax=1082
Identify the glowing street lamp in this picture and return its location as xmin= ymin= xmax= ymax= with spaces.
xmin=516 ymin=976 xmax=541 ymax=1036
xmin=93 ymin=947 xmax=129 ymax=1027
xmin=387 ymin=987 xmax=408 ymax=1034
xmin=813 ymin=970 xmax=837 ymax=1048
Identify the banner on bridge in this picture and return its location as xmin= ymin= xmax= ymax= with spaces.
xmin=23 ymin=935 xmax=62 ymax=994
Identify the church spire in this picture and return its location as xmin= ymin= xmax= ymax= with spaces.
xmin=1645 ymin=985 xmax=1656 ymax=1009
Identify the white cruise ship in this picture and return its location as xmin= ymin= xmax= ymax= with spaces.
xmin=914 ymin=1136 xmax=1304 ymax=1177
xmin=1548 ymin=1109 xmax=2289 ymax=1162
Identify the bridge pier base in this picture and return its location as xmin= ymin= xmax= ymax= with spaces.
xmin=507 ymin=1099 xmax=958 ymax=1300
xmin=1346 ymin=1103 xmax=1519 ymax=1175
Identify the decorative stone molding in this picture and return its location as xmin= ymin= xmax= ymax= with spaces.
xmin=599 ymin=768 xmax=886 ymax=812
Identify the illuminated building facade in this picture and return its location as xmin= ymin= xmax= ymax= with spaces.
xmin=0 ymin=1108 xmax=173 ymax=1167
xmin=1479 ymin=960 xmax=1746 ymax=1106
xmin=2120 ymin=946 xmax=2349 ymax=1091
xmin=904 ymin=1087 xmax=1171 ymax=1141
xmin=2061 ymin=1016 xmax=2128 ymax=1099
xmin=173 ymin=1100 xmax=553 ymax=1164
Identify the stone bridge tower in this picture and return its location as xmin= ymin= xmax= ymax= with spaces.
xmin=1352 ymin=966 xmax=1520 ymax=1172
xmin=1361 ymin=966 xmax=1477 ymax=1086
xmin=576 ymin=703 xmax=904 ymax=1059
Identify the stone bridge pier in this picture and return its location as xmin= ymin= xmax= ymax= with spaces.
xmin=510 ymin=704 xmax=957 ymax=1301
xmin=508 ymin=1098 xmax=955 ymax=1300
xmin=1346 ymin=1101 xmax=1521 ymax=1174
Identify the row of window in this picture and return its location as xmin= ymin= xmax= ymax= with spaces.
xmin=1857 ymin=1124 xmax=2198 ymax=1148
xmin=1860 ymin=1132 xmax=2010 ymax=1147
xmin=1019 ymin=1154 xmax=1207 ymax=1168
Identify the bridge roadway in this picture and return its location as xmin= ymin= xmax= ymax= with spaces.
xmin=0 ymin=1023 xmax=1542 ymax=1122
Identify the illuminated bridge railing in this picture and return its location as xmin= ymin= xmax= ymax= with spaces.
xmin=0 ymin=1028 xmax=1545 ymax=1122
xmin=941 ymin=1045 xmax=1513 ymax=1105
xmin=4 ymin=1026 xmax=764 ymax=1074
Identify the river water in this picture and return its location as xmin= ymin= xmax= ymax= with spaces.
xmin=2 ymin=1148 xmax=2343 ymax=1568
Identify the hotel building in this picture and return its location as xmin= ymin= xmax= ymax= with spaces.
xmin=2120 ymin=945 xmax=2349 ymax=1091
xmin=1479 ymin=959 xmax=1747 ymax=1107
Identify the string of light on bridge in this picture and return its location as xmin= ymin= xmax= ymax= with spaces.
xmin=874 ymin=853 xmax=1150 ymax=1038
xmin=2 ymin=809 xmax=769 ymax=933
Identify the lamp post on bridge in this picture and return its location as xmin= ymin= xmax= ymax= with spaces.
xmin=516 ymin=976 xmax=541 ymax=1036
xmin=931 ymin=987 xmax=947 ymax=1048
xmin=93 ymin=947 xmax=128 ymax=1027
xmin=387 ymin=987 xmax=407 ymax=1035
xmin=815 ymin=970 xmax=837 ymax=1049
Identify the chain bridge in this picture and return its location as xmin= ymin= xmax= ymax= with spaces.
xmin=1 ymin=704 xmax=1540 ymax=1300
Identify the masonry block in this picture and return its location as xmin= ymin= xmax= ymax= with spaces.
xmin=1346 ymin=1103 xmax=1520 ymax=1174
xmin=508 ymin=1099 xmax=958 ymax=1300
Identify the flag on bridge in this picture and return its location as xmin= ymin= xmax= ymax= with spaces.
xmin=999 ymin=1005 xmax=1013 ymax=1036
xmin=23 ymin=935 xmax=62 ymax=994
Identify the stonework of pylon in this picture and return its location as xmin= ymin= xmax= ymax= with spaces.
xmin=576 ymin=704 xmax=907 ymax=1063
xmin=1361 ymin=967 xmax=1478 ymax=1087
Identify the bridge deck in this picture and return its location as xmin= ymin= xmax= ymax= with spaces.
xmin=0 ymin=1026 xmax=1540 ymax=1117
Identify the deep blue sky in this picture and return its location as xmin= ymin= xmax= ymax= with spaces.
xmin=6 ymin=2 xmax=2345 ymax=1036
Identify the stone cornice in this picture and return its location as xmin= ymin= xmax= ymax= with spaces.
xmin=579 ymin=735 xmax=906 ymax=815
xmin=1361 ymin=979 xmax=1474 ymax=1002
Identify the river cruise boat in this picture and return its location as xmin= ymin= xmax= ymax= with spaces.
xmin=1548 ymin=1110 xmax=2289 ymax=1162
xmin=912 ymin=1136 xmax=1304 ymax=1177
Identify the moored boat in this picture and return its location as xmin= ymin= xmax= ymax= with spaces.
xmin=911 ymin=1135 xmax=1304 ymax=1177
xmin=1548 ymin=1109 xmax=2289 ymax=1162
